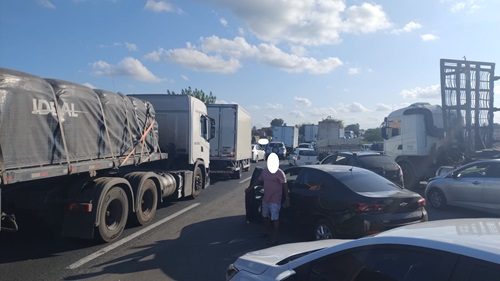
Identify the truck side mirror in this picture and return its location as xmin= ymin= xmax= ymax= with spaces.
xmin=381 ymin=127 xmax=389 ymax=140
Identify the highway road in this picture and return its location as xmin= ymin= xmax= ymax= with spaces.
xmin=0 ymin=161 xmax=497 ymax=281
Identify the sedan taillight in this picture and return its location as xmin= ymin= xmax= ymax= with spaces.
xmin=418 ymin=198 xmax=426 ymax=207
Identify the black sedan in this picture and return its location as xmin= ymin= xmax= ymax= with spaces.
xmin=246 ymin=165 xmax=427 ymax=240
xmin=320 ymin=151 xmax=404 ymax=188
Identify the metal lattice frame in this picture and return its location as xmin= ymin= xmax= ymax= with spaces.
xmin=440 ymin=59 xmax=496 ymax=152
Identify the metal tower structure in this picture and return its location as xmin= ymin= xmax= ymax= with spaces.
xmin=440 ymin=58 xmax=499 ymax=153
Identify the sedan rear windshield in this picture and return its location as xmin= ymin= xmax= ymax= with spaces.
xmin=299 ymin=150 xmax=318 ymax=156
xmin=268 ymin=143 xmax=283 ymax=148
xmin=359 ymin=155 xmax=398 ymax=170
xmin=339 ymin=172 xmax=400 ymax=192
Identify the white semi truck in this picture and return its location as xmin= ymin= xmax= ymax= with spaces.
xmin=207 ymin=104 xmax=252 ymax=179
xmin=382 ymin=59 xmax=499 ymax=189
xmin=0 ymin=68 xmax=213 ymax=242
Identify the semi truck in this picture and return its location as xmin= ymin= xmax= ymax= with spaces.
xmin=0 ymin=68 xmax=213 ymax=242
xmin=302 ymin=124 xmax=318 ymax=143
xmin=207 ymin=104 xmax=252 ymax=179
xmin=272 ymin=126 xmax=298 ymax=152
xmin=382 ymin=59 xmax=500 ymax=189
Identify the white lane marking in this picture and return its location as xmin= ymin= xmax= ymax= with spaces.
xmin=67 ymin=203 xmax=201 ymax=270
xmin=238 ymin=177 xmax=251 ymax=184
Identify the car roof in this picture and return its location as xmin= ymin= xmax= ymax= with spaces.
xmin=234 ymin=219 xmax=500 ymax=277
xmin=336 ymin=151 xmax=384 ymax=156
xmin=310 ymin=218 xmax=500 ymax=265
xmin=287 ymin=164 xmax=371 ymax=175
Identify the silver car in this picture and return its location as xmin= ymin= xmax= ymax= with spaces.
xmin=425 ymin=159 xmax=500 ymax=215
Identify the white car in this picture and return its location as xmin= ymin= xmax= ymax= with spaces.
xmin=251 ymin=144 xmax=265 ymax=162
xmin=297 ymin=143 xmax=314 ymax=149
xmin=226 ymin=218 xmax=500 ymax=281
xmin=288 ymin=148 xmax=318 ymax=166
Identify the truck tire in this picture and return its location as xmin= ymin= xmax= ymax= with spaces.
xmin=191 ymin=165 xmax=203 ymax=199
xmin=97 ymin=186 xmax=129 ymax=243
xmin=132 ymin=179 xmax=158 ymax=226
xmin=399 ymin=160 xmax=418 ymax=190
xmin=233 ymin=163 xmax=242 ymax=179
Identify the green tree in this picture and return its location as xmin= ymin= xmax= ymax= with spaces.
xmin=270 ymin=118 xmax=284 ymax=127
xmin=167 ymin=87 xmax=216 ymax=104
xmin=322 ymin=116 xmax=344 ymax=128
xmin=364 ymin=128 xmax=383 ymax=142
xmin=345 ymin=123 xmax=360 ymax=136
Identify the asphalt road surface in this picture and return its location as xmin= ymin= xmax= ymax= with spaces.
xmin=0 ymin=161 xmax=497 ymax=281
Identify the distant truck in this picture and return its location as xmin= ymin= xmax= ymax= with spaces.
xmin=0 ymin=68 xmax=213 ymax=242
xmin=316 ymin=119 xmax=360 ymax=155
xmin=302 ymin=124 xmax=318 ymax=143
xmin=207 ymin=104 xmax=252 ymax=179
xmin=272 ymin=126 xmax=298 ymax=152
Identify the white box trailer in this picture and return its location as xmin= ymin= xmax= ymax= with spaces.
xmin=208 ymin=104 xmax=252 ymax=179
xmin=303 ymin=124 xmax=318 ymax=143
xmin=272 ymin=126 xmax=298 ymax=150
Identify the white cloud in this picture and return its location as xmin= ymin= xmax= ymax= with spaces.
xmin=442 ymin=0 xmax=481 ymax=13
xmin=37 ymin=0 xmax=55 ymax=9
xmin=125 ymin=42 xmax=138 ymax=52
xmin=181 ymin=74 xmax=189 ymax=81
xmin=83 ymin=82 xmax=96 ymax=89
xmin=144 ymin=0 xmax=174 ymax=13
xmin=342 ymin=3 xmax=391 ymax=34
xmin=91 ymin=57 xmax=161 ymax=82
xmin=220 ymin=17 xmax=228 ymax=27
xmin=147 ymin=36 xmax=342 ymax=74
xmin=342 ymin=102 xmax=370 ymax=113
xmin=168 ymin=48 xmax=241 ymax=74
xmin=401 ymin=84 xmax=440 ymax=99
xmin=256 ymin=43 xmax=342 ymax=74
xmin=99 ymin=42 xmax=138 ymax=52
xmin=294 ymin=97 xmax=312 ymax=107
xmin=375 ymin=103 xmax=392 ymax=111
xmin=391 ymin=21 xmax=422 ymax=34
xmin=266 ymin=103 xmax=283 ymax=110
xmin=421 ymin=33 xmax=439 ymax=41
xmin=202 ymin=36 xmax=258 ymax=58
xmin=290 ymin=110 xmax=305 ymax=118
xmin=308 ymin=107 xmax=338 ymax=118
xmin=203 ymin=0 xmax=390 ymax=46
xmin=348 ymin=67 xmax=360 ymax=75
xmin=250 ymin=105 xmax=261 ymax=110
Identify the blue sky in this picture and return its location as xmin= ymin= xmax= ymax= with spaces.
xmin=1 ymin=0 xmax=500 ymax=129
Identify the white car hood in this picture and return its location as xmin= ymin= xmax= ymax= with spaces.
xmin=233 ymin=239 xmax=348 ymax=275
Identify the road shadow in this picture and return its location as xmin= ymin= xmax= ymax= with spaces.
xmin=64 ymin=215 xmax=308 ymax=281
xmin=0 ymin=200 xmax=175 ymax=264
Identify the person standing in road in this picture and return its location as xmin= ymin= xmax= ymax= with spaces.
xmin=258 ymin=153 xmax=288 ymax=245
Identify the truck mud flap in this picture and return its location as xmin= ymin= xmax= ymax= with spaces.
xmin=61 ymin=209 xmax=95 ymax=239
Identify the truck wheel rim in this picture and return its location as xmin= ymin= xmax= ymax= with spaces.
xmin=105 ymin=199 xmax=123 ymax=231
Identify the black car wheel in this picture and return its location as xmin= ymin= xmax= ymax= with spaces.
xmin=428 ymin=188 xmax=447 ymax=209
xmin=313 ymin=219 xmax=335 ymax=240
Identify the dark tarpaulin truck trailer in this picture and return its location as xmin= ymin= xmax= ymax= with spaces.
xmin=0 ymin=68 xmax=211 ymax=242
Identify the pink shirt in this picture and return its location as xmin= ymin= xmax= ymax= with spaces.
xmin=258 ymin=168 xmax=287 ymax=204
